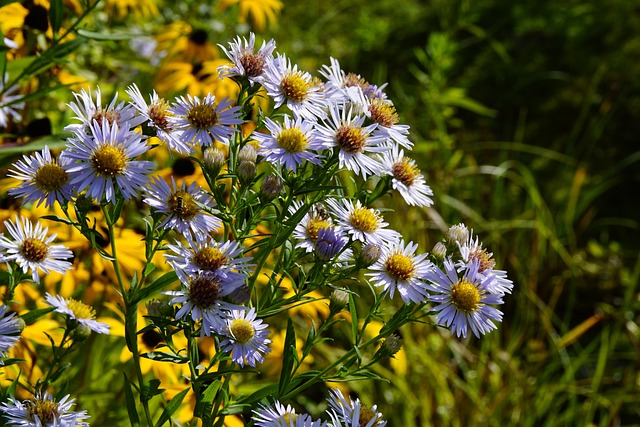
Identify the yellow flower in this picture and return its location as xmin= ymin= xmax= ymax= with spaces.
xmin=261 ymin=328 xmax=314 ymax=378
xmin=358 ymin=319 xmax=408 ymax=376
xmin=218 ymin=0 xmax=283 ymax=32
xmin=155 ymin=59 xmax=240 ymax=98
xmin=102 ymin=0 xmax=159 ymax=20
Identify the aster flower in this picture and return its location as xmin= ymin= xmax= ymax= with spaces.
xmin=288 ymin=201 xmax=334 ymax=253
xmin=0 ymin=216 xmax=73 ymax=284
xmin=164 ymin=236 xmax=253 ymax=286
xmin=318 ymin=57 xmax=369 ymax=103
xmin=62 ymin=119 xmax=154 ymax=203
xmin=218 ymin=32 xmax=276 ymax=85
xmin=125 ymin=84 xmax=191 ymax=154
xmin=45 ymin=293 xmax=110 ymax=334
xmin=253 ymin=401 xmax=322 ymax=427
xmin=0 ymin=392 xmax=90 ymax=427
xmin=456 ymin=232 xmax=513 ymax=295
xmin=252 ymin=114 xmax=327 ymax=171
xmin=165 ymin=270 xmax=244 ymax=336
xmin=168 ymin=93 xmax=243 ymax=147
xmin=64 ymin=87 xmax=144 ymax=135
xmin=367 ymin=240 xmax=433 ymax=304
xmin=0 ymin=305 xmax=23 ymax=364
xmin=0 ymin=75 xmax=24 ymax=128
xmin=262 ymin=54 xmax=327 ymax=121
xmin=327 ymin=198 xmax=400 ymax=246
xmin=218 ymin=308 xmax=271 ymax=367
xmin=379 ymin=145 xmax=433 ymax=207
xmin=326 ymin=388 xmax=387 ymax=427
xmin=8 ymin=146 xmax=75 ymax=208
xmin=315 ymin=103 xmax=389 ymax=179
xmin=314 ymin=226 xmax=348 ymax=261
xmin=425 ymin=258 xmax=504 ymax=338
xmin=144 ymin=177 xmax=221 ymax=242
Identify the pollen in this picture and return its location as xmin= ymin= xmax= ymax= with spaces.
xmin=349 ymin=207 xmax=379 ymax=233
xmin=280 ymin=73 xmax=310 ymax=102
xmin=277 ymin=127 xmax=308 ymax=152
xmin=358 ymin=404 xmax=382 ymax=426
xmin=91 ymin=145 xmax=126 ymax=177
xmin=369 ymin=99 xmax=399 ymax=128
xmin=193 ymin=246 xmax=228 ymax=271
xmin=187 ymin=104 xmax=219 ymax=130
xmin=66 ymin=298 xmax=96 ymax=320
xmin=34 ymin=163 xmax=68 ymax=192
xmin=21 ymin=238 xmax=49 ymax=262
xmin=229 ymin=318 xmax=255 ymax=343
xmin=28 ymin=399 xmax=59 ymax=424
xmin=188 ymin=275 xmax=222 ymax=309
xmin=469 ymin=248 xmax=496 ymax=273
xmin=240 ymin=52 xmax=266 ymax=78
xmin=385 ymin=253 xmax=415 ymax=281
xmin=336 ymin=125 xmax=367 ymax=153
xmin=306 ymin=218 xmax=331 ymax=241
xmin=149 ymin=98 xmax=173 ymax=131
xmin=451 ymin=279 xmax=481 ymax=312
xmin=392 ymin=159 xmax=420 ymax=186
xmin=168 ymin=191 xmax=199 ymax=220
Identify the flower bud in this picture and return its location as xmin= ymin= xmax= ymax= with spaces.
xmin=360 ymin=243 xmax=381 ymax=266
xmin=315 ymin=227 xmax=346 ymax=261
xmin=73 ymin=323 xmax=92 ymax=342
xmin=329 ymin=288 xmax=350 ymax=314
xmin=146 ymin=299 xmax=173 ymax=318
xmin=237 ymin=160 xmax=257 ymax=185
xmin=432 ymin=241 xmax=447 ymax=260
xmin=375 ymin=330 xmax=403 ymax=359
xmin=203 ymin=147 xmax=226 ymax=177
xmin=447 ymin=223 xmax=469 ymax=244
xmin=238 ymin=144 xmax=258 ymax=163
xmin=260 ymin=175 xmax=284 ymax=201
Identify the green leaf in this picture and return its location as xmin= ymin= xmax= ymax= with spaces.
xmin=133 ymin=271 xmax=178 ymax=303
xmin=154 ymin=388 xmax=189 ymax=427
xmin=76 ymin=29 xmax=146 ymax=40
xmin=20 ymin=307 xmax=55 ymax=324
xmin=278 ymin=318 xmax=296 ymax=397
xmin=140 ymin=351 xmax=189 ymax=364
xmin=194 ymin=380 xmax=221 ymax=419
xmin=235 ymin=383 xmax=278 ymax=406
xmin=49 ymin=0 xmax=64 ymax=36
xmin=123 ymin=374 xmax=141 ymax=427
xmin=140 ymin=379 xmax=164 ymax=403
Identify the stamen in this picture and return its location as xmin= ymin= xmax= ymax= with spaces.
xmin=369 ymin=99 xmax=399 ymax=127
xmin=34 ymin=163 xmax=68 ymax=192
xmin=28 ymin=399 xmax=59 ymax=424
xmin=280 ymin=73 xmax=309 ymax=102
xmin=240 ymin=52 xmax=266 ymax=77
xmin=349 ymin=207 xmax=379 ymax=233
xmin=187 ymin=104 xmax=218 ymax=130
xmin=193 ymin=247 xmax=228 ymax=271
xmin=188 ymin=275 xmax=222 ymax=309
xmin=451 ymin=279 xmax=481 ymax=312
xmin=277 ymin=127 xmax=308 ymax=153
xmin=91 ymin=145 xmax=126 ymax=177
xmin=336 ymin=125 xmax=366 ymax=153
xmin=168 ymin=191 xmax=199 ymax=219
xmin=306 ymin=218 xmax=331 ymax=241
xmin=392 ymin=160 xmax=420 ymax=186
xmin=21 ymin=238 xmax=49 ymax=262
xmin=229 ymin=318 xmax=255 ymax=343
xmin=66 ymin=298 xmax=96 ymax=320
xmin=385 ymin=253 xmax=415 ymax=281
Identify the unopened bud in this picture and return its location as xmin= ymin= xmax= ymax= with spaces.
xmin=432 ymin=242 xmax=447 ymax=259
xmin=237 ymin=160 xmax=256 ymax=185
xmin=260 ymin=175 xmax=284 ymax=201
xmin=203 ymin=147 xmax=226 ymax=177
xmin=329 ymin=288 xmax=350 ymax=314
xmin=360 ymin=244 xmax=381 ymax=266
xmin=238 ymin=144 xmax=258 ymax=163
xmin=146 ymin=299 xmax=173 ymax=317
xmin=447 ymin=223 xmax=469 ymax=244
xmin=376 ymin=330 xmax=403 ymax=359
xmin=73 ymin=323 xmax=92 ymax=342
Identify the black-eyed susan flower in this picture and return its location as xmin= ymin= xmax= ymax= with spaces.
xmin=8 ymin=146 xmax=75 ymax=208
xmin=425 ymin=258 xmax=504 ymax=338
xmin=45 ymin=293 xmax=110 ymax=334
xmin=367 ymin=240 xmax=433 ymax=304
xmin=218 ymin=0 xmax=283 ymax=32
xmin=0 ymin=216 xmax=73 ymax=283
xmin=0 ymin=392 xmax=90 ymax=427
xmin=379 ymin=145 xmax=434 ymax=207
xmin=218 ymin=308 xmax=271 ymax=367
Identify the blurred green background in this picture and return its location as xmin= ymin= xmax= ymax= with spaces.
xmin=266 ymin=0 xmax=640 ymax=425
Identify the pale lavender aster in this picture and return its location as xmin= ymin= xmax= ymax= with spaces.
xmin=252 ymin=114 xmax=327 ymax=171
xmin=0 ymin=305 xmax=22 ymax=364
xmin=262 ymin=54 xmax=328 ymax=121
xmin=326 ymin=198 xmax=400 ymax=246
xmin=8 ymin=146 xmax=76 ymax=208
xmin=168 ymin=93 xmax=243 ymax=147
xmin=0 ymin=392 xmax=90 ymax=427
xmin=315 ymin=103 xmax=389 ymax=179
xmin=218 ymin=32 xmax=276 ymax=85
xmin=62 ymin=119 xmax=153 ymax=203
xmin=0 ymin=75 xmax=24 ymax=129
xmin=455 ymin=232 xmax=513 ymax=295
xmin=326 ymin=388 xmax=387 ymax=427
xmin=253 ymin=401 xmax=324 ymax=427
xmin=367 ymin=240 xmax=433 ymax=304
xmin=45 ymin=293 xmax=110 ymax=334
xmin=125 ymin=84 xmax=191 ymax=154
xmin=218 ymin=308 xmax=271 ymax=367
xmin=0 ymin=216 xmax=73 ymax=284
xmin=143 ymin=177 xmax=221 ymax=242
xmin=425 ymin=258 xmax=504 ymax=338
xmin=379 ymin=145 xmax=433 ymax=207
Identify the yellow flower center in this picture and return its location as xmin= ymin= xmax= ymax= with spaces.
xmin=188 ymin=275 xmax=222 ymax=309
xmin=469 ymin=248 xmax=496 ymax=273
xmin=168 ymin=191 xmax=199 ymax=219
xmin=385 ymin=253 xmax=415 ymax=281
xmin=187 ymin=104 xmax=219 ymax=130
xmin=368 ymin=99 xmax=399 ymax=128
xmin=306 ymin=218 xmax=331 ymax=241
xmin=277 ymin=127 xmax=308 ymax=153
xmin=34 ymin=163 xmax=68 ymax=192
xmin=21 ymin=237 xmax=49 ymax=262
xmin=229 ymin=318 xmax=255 ymax=343
xmin=392 ymin=159 xmax=420 ymax=186
xmin=280 ymin=73 xmax=310 ymax=102
xmin=336 ymin=125 xmax=366 ymax=153
xmin=240 ymin=52 xmax=266 ymax=77
xmin=282 ymin=413 xmax=297 ymax=424
xmin=149 ymin=98 xmax=172 ymax=131
xmin=358 ymin=404 xmax=381 ymax=426
xmin=66 ymin=298 xmax=96 ymax=320
xmin=451 ymin=279 xmax=481 ymax=312
xmin=193 ymin=247 xmax=228 ymax=271
xmin=91 ymin=145 xmax=126 ymax=177
xmin=28 ymin=399 xmax=59 ymax=424
xmin=349 ymin=207 xmax=379 ymax=233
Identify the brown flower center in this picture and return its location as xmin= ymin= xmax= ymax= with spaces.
xmin=336 ymin=125 xmax=366 ymax=153
xmin=392 ymin=159 xmax=420 ymax=187
xmin=187 ymin=104 xmax=218 ymax=130
xmin=21 ymin=237 xmax=49 ymax=262
xmin=188 ymin=274 xmax=222 ymax=309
